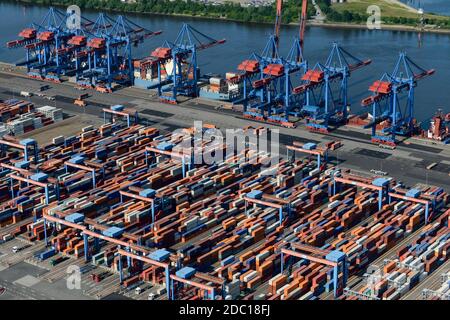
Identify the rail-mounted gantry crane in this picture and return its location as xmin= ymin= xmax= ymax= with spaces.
xmin=146 ymin=23 xmax=225 ymax=104
xmin=361 ymin=53 xmax=434 ymax=146
xmin=293 ymin=43 xmax=371 ymax=133
xmin=232 ymin=0 xmax=309 ymax=128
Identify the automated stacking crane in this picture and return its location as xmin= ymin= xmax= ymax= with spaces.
xmin=232 ymin=0 xmax=309 ymax=128
xmin=293 ymin=43 xmax=371 ymax=133
xmin=76 ymin=14 xmax=161 ymax=92
xmin=361 ymin=53 xmax=434 ymax=146
xmin=6 ymin=7 xmax=93 ymax=82
xmin=147 ymin=23 xmax=225 ymax=104
xmin=280 ymin=243 xmax=348 ymax=298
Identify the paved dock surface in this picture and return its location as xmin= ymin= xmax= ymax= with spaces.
xmin=0 ymin=64 xmax=448 ymax=300
xmin=0 ymin=66 xmax=448 ymax=192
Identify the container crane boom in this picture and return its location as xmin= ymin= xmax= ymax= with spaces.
xmin=274 ymin=0 xmax=283 ymax=50
xmin=299 ymin=0 xmax=308 ymax=52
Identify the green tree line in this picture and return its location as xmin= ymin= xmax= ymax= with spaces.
xmin=9 ymin=0 xmax=450 ymax=28
xmin=13 ymin=0 xmax=316 ymax=24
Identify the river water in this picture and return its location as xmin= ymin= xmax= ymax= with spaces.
xmin=402 ymin=0 xmax=450 ymax=16
xmin=0 ymin=2 xmax=449 ymax=122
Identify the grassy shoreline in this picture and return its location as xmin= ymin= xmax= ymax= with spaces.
xmin=309 ymin=21 xmax=450 ymax=35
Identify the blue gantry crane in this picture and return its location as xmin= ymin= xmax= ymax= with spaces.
xmin=232 ymin=0 xmax=308 ymax=128
xmin=361 ymin=53 xmax=434 ymax=146
xmin=7 ymin=8 xmax=160 ymax=91
xmin=237 ymin=36 xmax=307 ymax=128
xmin=147 ymin=23 xmax=225 ymax=104
xmin=76 ymin=14 xmax=161 ymax=92
xmin=293 ymin=43 xmax=371 ymax=133
xmin=6 ymin=7 xmax=94 ymax=82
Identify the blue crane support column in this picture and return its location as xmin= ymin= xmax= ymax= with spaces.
xmin=118 ymin=252 xmax=124 ymax=283
xmin=166 ymin=266 xmax=171 ymax=300
xmin=43 ymin=218 xmax=48 ymax=246
xmin=94 ymin=235 xmax=100 ymax=252
xmin=126 ymin=246 xmax=131 ymax=271
xmin=245 ymin=190 xmax=284 ymax=224
xmin=325 ymin=250 xmax=347 ymax=298
xmin=44 ymin=185 xmax=49 ymax=205
xmin=83 ymin=233 xmax=89 ymax=262
xmin=139 ymin=189 xmax=156 ymax=228
xmin=389 ymin=189 xmax=430 ymax=223
xmin=29 ymin=172 xmax=51 ymax=204
xmin=372 ymin=177 xmax=390 ymax=211
xmin=10 ymin=177 xmax=15 ymax=199
xmin=20 ymin=138 xmax=38 ymax=164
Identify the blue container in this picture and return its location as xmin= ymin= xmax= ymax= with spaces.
xmin=156 ymin=142 xmax=173 ymax=151
xmin=148 ymin=249 xmax=171 ymax=262
xmin=139 ymin=188 xmax=156 ymax=198
xmin=95 ymin=149 xmax=107 ymax=159
xmin=30 ymin=172 xmax=48 ymax=182
xmin=176 ymin=267 xmax=196 ymax=279
xmin=247 ymin=190 xmax=263 ymax=200
xmin=65 ymin=213 xmax=85 ymax=224
xmin=406 ymin=188 xmax=421 ymax=198
xmin=102 ymin=226 xmax=124 ymax=238
xmin=68 ymin=155 xmax=85 ymax=164
xmin=39 ymin=248 xmax=56 ymax=260
xmin=111 ymin=105 xmax=124 ymax=111
xmin=245 ymin=256 xmax=256 ymax=268
xmin=15 ymin=160 xmax=30 ymax=169
xmin=303 ymin=142 xmax=317 ymax=150
xmin=221 ymin=255 xmax=235 ymax=266
xmin=372 ymin=178 xmax=390 ymax=187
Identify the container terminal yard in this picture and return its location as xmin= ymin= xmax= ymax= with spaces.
xmin=0 ymin=2 xmax=449 ymax=302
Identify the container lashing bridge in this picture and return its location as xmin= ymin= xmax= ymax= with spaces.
xmin=147 ymin=23 xmax=225 ymax=104
xmin=361 ymin=53 xmax=434 ymax=146
xmin=293 ymin=43 xmax=371 ymax=133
